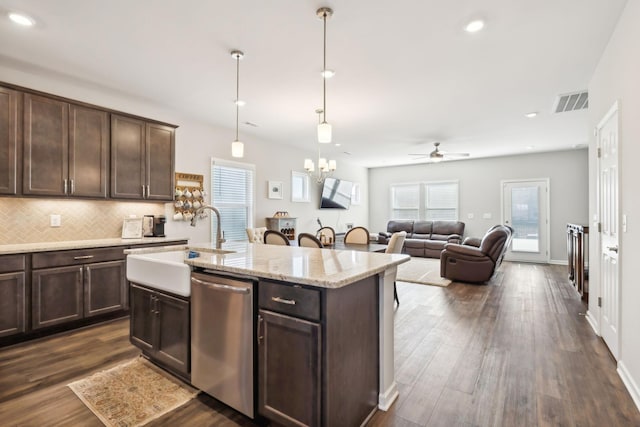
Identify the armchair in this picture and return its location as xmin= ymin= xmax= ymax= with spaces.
xmin=440 ymin=225 xmax=513 ymax=283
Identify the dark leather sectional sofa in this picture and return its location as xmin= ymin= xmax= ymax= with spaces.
xmin=378 ymin=220 xmax=465 ymax=258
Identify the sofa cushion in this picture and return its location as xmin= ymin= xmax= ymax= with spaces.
xmin=411 ymin=221 xmax=433 ymax=239
xmin=388 ymin=220 xmax=414 ymax=234
xmin=432 ymin=220 xmax=465 ymax=236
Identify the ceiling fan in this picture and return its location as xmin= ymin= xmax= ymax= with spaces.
xmin=409 ymin=142 xmax=470 ymax=163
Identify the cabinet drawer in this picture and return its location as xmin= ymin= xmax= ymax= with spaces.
xmin=259 ymin=280 xmax=320 ymax=322
xmin=32 ymin=247 xmax=126 ymax=269
xmin=0 ymin=254 xmax=25 ymax=273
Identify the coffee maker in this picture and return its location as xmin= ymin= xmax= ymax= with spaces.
xmin=153 ymin=216 xmax=166 ymax=237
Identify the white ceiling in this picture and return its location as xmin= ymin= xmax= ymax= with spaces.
xmin=0 ymin=0 xmax=627 ymax=168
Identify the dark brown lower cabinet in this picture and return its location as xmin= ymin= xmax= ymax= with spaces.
xmin=258 ymin=309 xmax=321 ymax=427
xmin=130 ymin=284 xmax=190 ymax=379
xmin=32 ymin=265 xmax=83 ymax=329
xmin=0 ymin=271 xmax=26 ymax=338
xmin=32 ymin=261 xmax=127 ymax=329
xmin=257 ymin=276 xmax=379 ymax=427
xmin=84 ymin=260 xmax=126 ymax=317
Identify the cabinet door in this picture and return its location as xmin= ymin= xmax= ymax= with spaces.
xmin=155 ymin=292 xmax=190 ymax=376
xmin=84 ymin=260 xmax=126 ymax=317
xmin=130 ymin=284 xmax=155 ymax=352
xmin=32 ymin=266 xmax=83 ymax=329
xmin=0 ymin=86 xmax=20 ymax=195
xmin=111 ymin=114 xmax=144 ymax=199
xmin=145 ymin=123 xmax=174 ymax=201
xmin=258 ymin=309 xmax=321 ymax=427
xmin=23 ymin=94 xmax=68 ymax=196
xmin=0 ymin=272 xmax=26 ymax=337
xmin=69 ymin=104 xmax=109 ymax=198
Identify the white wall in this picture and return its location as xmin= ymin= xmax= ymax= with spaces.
xmin=588 ymin=0 xmax=640 ymax=409
xmin=368 ymin=150 xmax=589 ymax=262
xmin=0 ymin=65 xmax=368 ymax=243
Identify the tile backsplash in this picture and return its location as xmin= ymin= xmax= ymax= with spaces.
xmin=0 ymin=198 xmax=165 ymax=245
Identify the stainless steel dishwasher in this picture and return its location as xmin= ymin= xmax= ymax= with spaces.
xmin=191 ymin=271 xmax=255 ymax=418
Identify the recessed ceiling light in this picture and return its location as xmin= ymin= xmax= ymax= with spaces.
xmin=525 ymin=145 xmax=534 ymax=150
xmin=525 ymin=112 xmax=538 ymax=118
xmin=8 ymin=12 xmax=35 ymax=27
xmin=235 ymin=99 xmax=246 ymax=107
xmin=334 ymin=143 xmax=341 ymax=147
xmin=321 ymin=69 xmax=335 ymax=79
xmin=465 ymin=20 xmax=484 ymax=33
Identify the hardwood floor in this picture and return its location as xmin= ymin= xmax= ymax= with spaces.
xmin=1 ymin=262 xmax=638 ymax=426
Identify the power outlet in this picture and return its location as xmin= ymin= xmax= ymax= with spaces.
xmin=50 ymin=214 xmax=61 ymax=227
xmin=467 ymin=213 xmax=474 ymax=219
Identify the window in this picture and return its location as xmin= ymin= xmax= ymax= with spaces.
xmin=211 ymin=158 xmax=255 ymax=242
xmin=291 ymin=171 xmax=310 ymax=202
xmin=390 ymin=181 xmax=459 ymax=221
xmin=424 ymin=181 xmax=458 ymax=220
xmin=391 ymin=184 xmax=420 ymax=219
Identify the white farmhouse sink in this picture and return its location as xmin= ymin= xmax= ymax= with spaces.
xmin=127 ymin=251 xmax=192 ymax=297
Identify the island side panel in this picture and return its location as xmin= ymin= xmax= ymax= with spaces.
xmin=324 ymin=275 xmax=379 ymax=426
xmin=378 ymin=266 xmax=399 ymax=410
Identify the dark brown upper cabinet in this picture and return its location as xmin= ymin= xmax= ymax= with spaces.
xmin=0 ymin=86 xmax=21 ymax=195
xmin=111 ymin=114 xmax=175 ymax=201
xmin=23 ymin=94 xmax=109 ymax=198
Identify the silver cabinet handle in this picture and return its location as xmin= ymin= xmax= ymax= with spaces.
xmin=607 ymin=246 xmax=619 ymax=253
xmin=272 ymin=296 xmax=296 ymax=305
xmin=146 ymin=185 xmax=150 ymax=198
xmin=191 ymin=277 xmax=251 ymax=294
xmin=142 ymin=184 xmax=146 ymax=198
xmin=70 ymin=179 xmax=75 ymax=194
xmin=64 ymin=179 xmax=68 ymax=195
xmin=73 ymin=255 xmax=95 ymax=260
xmin=258 ymin=315 xmax=264 ymax=344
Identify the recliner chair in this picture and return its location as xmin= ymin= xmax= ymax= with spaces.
xmin=440 ymin=225 xmax=513 ymax=283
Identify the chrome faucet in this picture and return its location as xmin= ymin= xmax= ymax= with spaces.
xmin=191 ymin=205 xmax=226 ymax=249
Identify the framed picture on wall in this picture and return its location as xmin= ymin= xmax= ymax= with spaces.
xmin=268 ymin=181 xmax=283 ymax=199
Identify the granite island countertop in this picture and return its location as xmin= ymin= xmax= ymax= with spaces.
xmin=127 ymin=241 xmax=410 ymax=289
xmin=0 ymin=237 xmax=189 ymax=255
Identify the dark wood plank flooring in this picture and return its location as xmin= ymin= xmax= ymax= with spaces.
xmin=1 ymin=262 xmax=638 ymax=426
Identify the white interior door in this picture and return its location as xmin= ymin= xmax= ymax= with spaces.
xmin=598 ymin=103 xmax=620 ymax=360
xmin=502 ymin=179 xmax=549 ymax=263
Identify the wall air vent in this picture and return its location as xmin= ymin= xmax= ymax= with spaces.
xmin=553 ymin=90 xmax=589 ymax=113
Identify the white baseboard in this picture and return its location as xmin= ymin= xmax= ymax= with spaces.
xmin=549 ymin=259 xmax=568 ymax=265
xmin=378 ymin=381 xmax=399 ymax=411
xmin=618 ymin=361 xmax=640 ymax=413
xmin=585 ymin=309 xmax=599 ymax=335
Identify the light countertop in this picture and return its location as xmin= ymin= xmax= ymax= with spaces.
xmin=127 ymin=241 xmax=410 ymax=289
xmin=0 ymin=237 xmax=189 ymax=255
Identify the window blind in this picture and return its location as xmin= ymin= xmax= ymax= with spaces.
xmin=424 ymin=181 xmax=458 ymax=220
xmin=211 ymin=159 xmax=255 ymax=242
xmin=390 ymin=184 xmax=420 ymax=219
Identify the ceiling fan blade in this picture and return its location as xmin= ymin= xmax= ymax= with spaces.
xmin=408 ymin=154 xmax=430 ymax=160
xmin=443 ymin=152 xmax=470 ymax=158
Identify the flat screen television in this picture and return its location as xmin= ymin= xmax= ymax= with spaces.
xmin=320 ymin=177 xmax=352 ymax=209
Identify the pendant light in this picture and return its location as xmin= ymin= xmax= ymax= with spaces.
xmin=317 ymin=7 xmax=333 ymax=143
xmin=304 ymin=109 xmax=337 ymax=183
xmin=231 ymin=50 xmax=244 ymax=158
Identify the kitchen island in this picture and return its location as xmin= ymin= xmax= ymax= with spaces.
xmin=126 ymin=242 xmax=409 ymax=426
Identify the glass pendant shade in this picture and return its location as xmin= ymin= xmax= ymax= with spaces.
xmin=231 ymin=140 xmax=244 ymax=158
xmin=317 ymin=122 xmax=332 ymax=143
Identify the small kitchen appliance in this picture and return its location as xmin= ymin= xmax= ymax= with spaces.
xmin=153 ymin=216 xmax=166 ymax=237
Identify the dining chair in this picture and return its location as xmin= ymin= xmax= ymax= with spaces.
xmin=385 ymin=231 xmax=407 ymax=305
xmin=316 ymin=226 xmax=336 ymax=246
xmin=298 ymin=233 xmax=324 ymax=248
xmin=246 ymin=227 xmax=267 ymax=244
xmin=263 ymin=230 xmax=291 ymax=246
xmin=344 ymin=226 xmax=370 ymax=244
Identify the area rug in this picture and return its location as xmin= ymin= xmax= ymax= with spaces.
xmin=396 ymin=257 xmax=452 ymax=287
xmin=68 ymin=357 xmax=198 ymax=427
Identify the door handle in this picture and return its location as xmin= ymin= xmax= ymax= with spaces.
xmin=607 ymin=246 xmax=619 ymax=253
xmin=191 ymin=277 xmax=251 ymax=294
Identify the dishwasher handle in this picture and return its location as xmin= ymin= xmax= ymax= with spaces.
xmin=191 ymin=277 xmax=251 ymax=294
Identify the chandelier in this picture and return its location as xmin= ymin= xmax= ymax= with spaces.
xmin=304 ymin=109 xmax=336 ymax=184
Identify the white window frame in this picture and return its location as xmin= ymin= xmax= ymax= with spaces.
xmin=291 ymin=171 xmax=310 ymax=203
xmin=389 ymin=180 xmax=459 ymax=221
xmin=423 ymin=180 xmax=459 ymax=221
xmin=390 ymin=182 xmax=421 ymax=220
xmin=211 ymin=158 xmax=256 ymax=242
